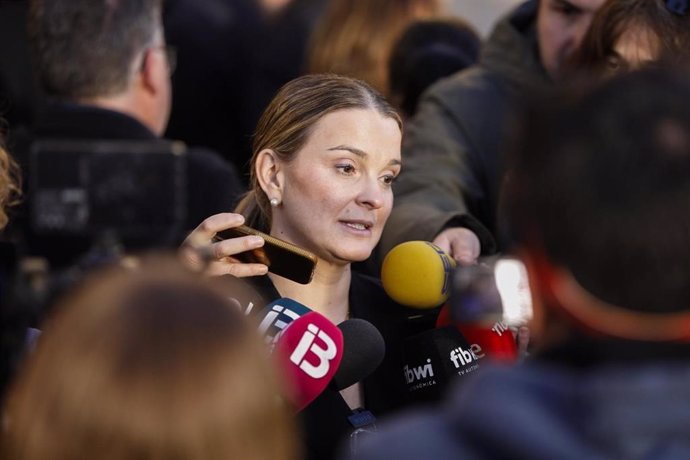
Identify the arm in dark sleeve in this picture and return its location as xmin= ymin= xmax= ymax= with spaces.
xmin=380 ymin=69 xmax=500 ymax=256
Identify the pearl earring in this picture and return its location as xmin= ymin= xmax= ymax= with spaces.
xmin=269 ymin=197 xmax=280 ymax=207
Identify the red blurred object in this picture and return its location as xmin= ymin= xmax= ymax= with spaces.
xmin=436 ymin=304 xmax=518 ymax=362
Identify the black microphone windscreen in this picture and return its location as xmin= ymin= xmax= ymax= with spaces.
xmin=332 ymin=319 xmax=385 ymax=391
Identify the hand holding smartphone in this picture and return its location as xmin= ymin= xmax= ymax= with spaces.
xmin=214 ymin=225 xmax=317 ymax=284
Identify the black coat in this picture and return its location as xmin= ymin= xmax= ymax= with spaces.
xmin=244 ymin=272 xmax=437 ymax=460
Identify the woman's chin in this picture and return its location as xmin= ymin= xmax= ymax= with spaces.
xmin=346 ymin=248 xmax=374 ymax=263
xmin=326 ymin=248 xmax=373 ymax=265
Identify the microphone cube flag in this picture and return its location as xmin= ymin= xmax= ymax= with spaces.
xmin=381 ymin=241 xmax=457 ymax=308
xmin=273 ymin=312 xmax=344 ymax=411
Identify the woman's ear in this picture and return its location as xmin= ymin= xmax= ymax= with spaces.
xmin=255 ymin=149 xmax=284 ymax=199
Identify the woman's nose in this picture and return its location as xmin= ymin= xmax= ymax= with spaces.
xmin=356 ymin=178 xmax=385 ymax=209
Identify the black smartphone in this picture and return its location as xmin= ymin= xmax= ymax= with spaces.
xmin=214 ymin=225 xmax=317 ymax=284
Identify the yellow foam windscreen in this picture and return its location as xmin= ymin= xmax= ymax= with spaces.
xmin=381 ymin=241 xmax=457 ymax=309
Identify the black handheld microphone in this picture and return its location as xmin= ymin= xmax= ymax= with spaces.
xmin=331 ymin=319 xmax=386 ymax=391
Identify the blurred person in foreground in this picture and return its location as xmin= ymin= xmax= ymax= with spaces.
xmin=348 ymin=67 xmax=690 ymax=459
xmin=2 ymin=255 xmax=298 ymax=460
xmin=379 ymin=0 xmax=605 ymax=267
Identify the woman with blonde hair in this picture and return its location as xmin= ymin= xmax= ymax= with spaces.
xmin=2 ymin=256 xmax=298 ymax=460
xmin=183 ymin=73 xmax=435 ymax=459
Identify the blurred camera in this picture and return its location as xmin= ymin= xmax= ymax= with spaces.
xmin=29 ymin=139 xmax=187 ymax=241
xmin=450 ymin=257 xmax=533 ymax=328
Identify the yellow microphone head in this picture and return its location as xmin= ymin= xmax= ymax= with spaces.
xmin=381 ymin=241 xmax=457 ymax=309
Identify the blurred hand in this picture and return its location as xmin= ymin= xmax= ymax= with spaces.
xmin=432 ymin=227 xmax=480 ymax=266
xmin=180 ymin=213 xmax=269 ymax=277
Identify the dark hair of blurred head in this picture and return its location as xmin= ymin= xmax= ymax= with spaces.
xmin=503 ymin=66 xmax=690 ymax=315
xmin=568 ymin=0 xmax=690 ymax=78
xmin=27 ymin=0 xmax=162 ymax=98
xmin=388 ymin=17 xmax=480 ymax=117
xmin=2 ymin=254 xmax=298 ymax=460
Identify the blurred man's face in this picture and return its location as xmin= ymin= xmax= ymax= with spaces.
xmin=537 ymin=0 xmax=605 ymax=79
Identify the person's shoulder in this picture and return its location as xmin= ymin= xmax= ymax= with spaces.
xmin=422 ymin=65 xmax=509 ymax=113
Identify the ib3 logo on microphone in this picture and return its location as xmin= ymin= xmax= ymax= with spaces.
xmin=290 ymin=323 xmax=339 ymax=379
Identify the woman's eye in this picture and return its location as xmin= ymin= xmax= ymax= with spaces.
xmin=336 ymin=164 xmax=356 ymax=175
xmin=381 ymin=174 xmax=397 ymax=186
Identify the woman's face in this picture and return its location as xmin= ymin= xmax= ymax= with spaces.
xmin=271 ymin=108 xmax=402 ymax=265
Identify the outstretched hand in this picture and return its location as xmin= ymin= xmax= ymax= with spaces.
xmin=180 ymin=213 xmax=269 ymax=277
xmin=432 ymin=227 xmax=481 ymax=266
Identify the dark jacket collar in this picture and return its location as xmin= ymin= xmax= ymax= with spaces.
xmin=34 ymin=100 xmax=157 ymax=140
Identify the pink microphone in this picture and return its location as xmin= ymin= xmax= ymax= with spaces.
xmin=273 ymin=311 xmax=344 ymax=411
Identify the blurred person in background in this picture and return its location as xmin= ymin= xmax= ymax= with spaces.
xmin=307 ymin=0 xmax=444 ymax=95
xmin=0 ymin=0 xmax=39 ymax=142
xmin=569 ymin=0 xmax=690 ymax=78
xmin=387 ymin=17 xmax=480 ymax=119
xmin=379 ymin=0 xmax=605 ymax=269
xmin=163 ymin=0 xmax=265 ymax=179
xmin=17 ymin=0 xmax=243 ymax=269
xmin=2 ymin=255 xmax=298 ymax=460
xmin=247 ymin=0 xmax=330 ymax=173
xmin=448 ymin=0 xmax=523 ymax=37
xmin=350 ymin=66 xmax=690 ymax=460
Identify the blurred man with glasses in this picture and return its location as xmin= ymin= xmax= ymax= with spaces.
xmin=16 ymin=0 xmax=243 ymax=268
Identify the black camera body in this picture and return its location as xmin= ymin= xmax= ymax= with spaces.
xmin=29 ymin=139 xmax=187 ymax=242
